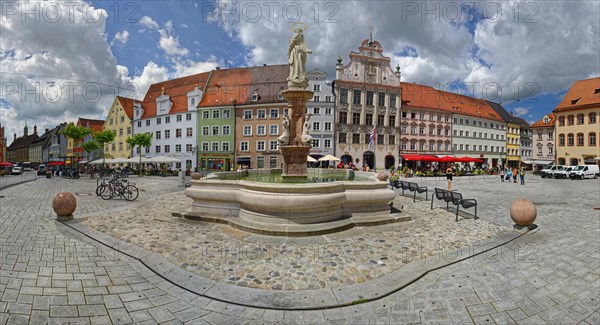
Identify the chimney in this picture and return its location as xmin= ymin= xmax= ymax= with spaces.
xmin=14 ymin=133 xmax=16 ymax=141
xmin=34 ymin=125 xmax=37 ymax=134
xmin=45 ymin=128 xmax=49 ymax=133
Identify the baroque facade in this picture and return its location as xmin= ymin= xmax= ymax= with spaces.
xmin=530 ymin=113 xmax=555 ymax=171
xmin=334 ymin=39 xmax=402 ymax=170
xmin=307 ymin=69 xmax=335 ymax=160
xmin=103 ymin=97 xmax=134 ymax=159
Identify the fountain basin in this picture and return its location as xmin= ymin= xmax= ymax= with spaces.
xmin=183 ymin=170 xmax=408 ymax=236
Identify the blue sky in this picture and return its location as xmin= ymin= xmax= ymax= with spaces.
xmin=1 ymin=0 xmax=598 ymax=141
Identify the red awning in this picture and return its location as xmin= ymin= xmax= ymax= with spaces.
xmin=0 ymin=162 xmax=14 ymax=167
xmin=401 ymin=154 xmax=439 ymax=162
xmin=47 ymin=161 xmax=65 ymax=166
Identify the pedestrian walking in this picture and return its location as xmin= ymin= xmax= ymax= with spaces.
xmin=506 ymin=167 xmax=512 ymax=182
xmin=512 ymin=167 xmax=518 ymax=183
xmin=500 ymin=167 xmax=505 ymax=182
xmin=519 ymin=168 xmax=525 ymax=185
xmin=446 ymin=164 xmax=455 ymax=191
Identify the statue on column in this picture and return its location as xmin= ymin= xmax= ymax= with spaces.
xmin=278 ymin=113 xmax=290 ymax=146
xmin=287 ymin=22 xmax=312 ymax=90
xmin=301 ymin=114 xmax=314 ymax=146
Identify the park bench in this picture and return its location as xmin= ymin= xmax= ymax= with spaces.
xmin=448 ymin=191 xmax=478 ymax=221
xmin=407 ymin=182 xmax=428 ymax=202
xmin=431 ymin=188 xmax=453 ymax=210
xmin=394 ymin=180 xmax=411 ymax=195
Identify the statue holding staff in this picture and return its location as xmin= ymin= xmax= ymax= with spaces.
xmin=287 ymin=22 xmax=312 ymax=90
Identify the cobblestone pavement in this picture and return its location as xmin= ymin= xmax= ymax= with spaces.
xmin=1 ymin=174 xmax=599 ymax=324
xmin=80 ymin=191 xmax=508 ymax=291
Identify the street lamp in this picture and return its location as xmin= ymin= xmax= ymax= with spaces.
xmin=191 ymin=146 xmax=199 ymax=172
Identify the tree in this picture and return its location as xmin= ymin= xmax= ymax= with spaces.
xmin=82 ymin=141 xmax=100 ymax=161
xmin=126 ymin=133 xmax=153 ymax=176
xmin=60 ymin=122 xmax=91 ymax=166
xmin=93 ymin=130 xmax=117 ymax=166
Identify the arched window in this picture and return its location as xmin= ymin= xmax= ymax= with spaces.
xmin=190 ymin=98 xmax=196 ymax=106
xmin=590 ymin=112 xmax=597 ymax=124
xmin=558 ymin=116 xmax=565 ymax=126
xmin=567 ymin=115 xmax=574 ymax=125
xmin=558 ymin=134 xmax=565 ymax=146
xmin=589 ymin=132 xmax=597 ymax=146
xmin=577 ymin=133 xmax=584 ymax=146
xmin=567 ymin=133 xmax=574 ymax=146
xmin=558 ymin=158 xmax=566 ymax=165
xmin=577 ymin=114 xmax=584 ymax=124
xmin=570 ymin=158 xmax=578 ymax=166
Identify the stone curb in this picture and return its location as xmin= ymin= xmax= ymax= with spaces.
xmin=59 ymin=217 xmax=529 ymax=310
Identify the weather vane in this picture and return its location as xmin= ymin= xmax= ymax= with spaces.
xmin=290 ymin=21 xmax=307 ymax=33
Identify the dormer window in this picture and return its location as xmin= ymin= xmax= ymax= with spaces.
xmin=543 ymin=117 xmax=549 ymax=123
xmin=191 ymin=98 xmax=195 ymax=106
xmin=571 ymin=98 xmax=580 ymax=105
xmin=251 ymin=90 xmax=259 ymax=102
xmin=187 ymin=85 xmax=203 ymax=111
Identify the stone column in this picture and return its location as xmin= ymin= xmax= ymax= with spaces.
xmin=281 ymin=89 xmax=313 ymax=183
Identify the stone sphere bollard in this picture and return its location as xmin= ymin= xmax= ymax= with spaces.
xmin=510 ymin=198 xmax=537 ymax=227
xmin=52 ymin=192 xmax=77 ymax=221
xmin=191 ymin=172 xmax=202 ymax=180
xmin=376 ymin=172 xmax=389 ymax=182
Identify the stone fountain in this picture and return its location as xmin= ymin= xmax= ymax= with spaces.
xmin=183 ymin=23 xmax=408 ymax=236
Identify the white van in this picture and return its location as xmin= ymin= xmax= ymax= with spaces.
xmin=554 ymin=166 xmax=575 ymax=179
xmin=569 ymin=165 xmax=599 ymax=179
xmin=540 ymin=165 xmax=563 ymax=178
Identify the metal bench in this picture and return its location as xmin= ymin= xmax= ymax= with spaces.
xmin=396 ymin=180 xmax=411 ymax=195
xmin=449 ymin=191 xmax=478 ymax=221
xmin=407 ymin=182 xmax=428 ymax=202
xmin=431 ymin=188 xmax=453 ymax=210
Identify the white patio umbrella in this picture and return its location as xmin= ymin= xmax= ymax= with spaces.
xmin=89 ymin=159 xmax=104 ymax=165
xmin=147 ymin=156 xmax=182 ymax=163
xmin=307 ymin=155 xmax=318 ymax=162
xmin=124 ymin=156 xmax=149 ymax=164
xmin=318 ymin=154 xmax=341 ymax=162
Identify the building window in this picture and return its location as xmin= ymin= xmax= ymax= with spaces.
xmin=186 ymin=127 xmax=193 ymax=137
xmin=364 ymin=134 xmax=370 ymax=144
xmin=411 ymin=142 xmax=416 ymax=150
xmin=240 ymin=141 xmax=249 ymax=152
xmin=419 ymin=126 xmax=424 ymax=135
xmin=119 ymin=128 xmax=123 ymax=136
xmin=340 ymin=88 xmax=348 ymax=104
xmin=164 ymin=145 xmax=170 ymax=153
xmin=155 ymin=131 xmax=161 ymax=139
xmin=339 ymin=133 xmax=347 ymax=144
xmin=257 ymin=125 xmax=266 ymax=135
xmin=411 ymin=126 xmax=416 ymax=134
xmin=429 ymin=143 xmax=435 ymax=151
xmin=324 ymin=122 xmax=331 ymax=131
xmin=257 ymin=157 xmax=265 ymax=168
xmin=313 ymin=107 xmax=320 ymax=115
xmin=186 ymin=144 xmax=192 ymax=152
xmin=589 ymin=113 xmax=597 ymax=124
xmin=567 ymin=133 xmax=574 ymax=146
xmin=365 ymin=114 xmax=373 ymax=126
xmin=353 ymin=90 xmax=361 ymax=104
xmin=127 ymin=127 xmax=131 ymax=135
xmin=548 ymin=145 xmax=553 ymax=155
xmin=176 ymin=129 xmax=182 ymax=138
xmin=202 ymin=142 xmax=209 ymax=151
xmin=577 ymin=133 xmax=584 ymax=146
xmin=377 ymin=115 xmax=385 ymax=126
xmin=377 ymin=92 xmax=385 ymax=106
xmin=312 ymin=139 xmax=320 ymax=148
xmin=177 ymin=114 xmax=182 ymax=122
xmin=389 ymin=94 xmax=396 ymax=108
xmin=270 ymin=141 xmax=278 ymax=151
xmin=366 ymin=91 xmax=374 ymax=106
xmin=146 ymin=120 xmax=150 ymax=126
xmin=222 ymin=125 xmax=230 ymax=135
xmin=222 ymin=142 xmax=230 ymax=151
xmin=389 ymin=135 xmax=395 ymax=145
xmin=339 ymin=111 xmax=347 ymax=123
xmin=567 ymin=115 xmax=574 ymax=125
xmin=202 ymin=126 xmax=209 ymax=136
xmin=590 ymin=133 xmax=597 ymax=146
xmin=223 ymin=109 xmax=231 ymax=118
xmin=548 ymin=131 xmax=553 ymax=140
xmin=212 ymin=110 xmax=219 ymax=119
xmin=313 ymin=84 xmax=320 ymax=92
xmin=137 ymin=121 xmax=141 ymax=128
xmin=210 ymin=142 xmax=218 ymax=151
xmin=165 ymin=116 xmax=170 ymax=123
xmin=269 ymin=156 xmax=278 ymax=169
xmin=313 ymin=96 xmax=320 ymax=102
xmin=155 ymin=145 xmax=161 ymax=153
xmin=186 ymin=113 xmax=192 ymax=120
xmin=257 ymin=141 xmax=265 ymax=151
xmin=388 ymin=115 xmax=395 ymax=126
xmin=156 ymin=117 xmax=161 ymax=125
xmin=352 ymin=133 xmax=360 ymax=144
xmin=352 ymin=113 xmax=361 ymax=125
xmin=577 ymin=114 xmax=584 ymax=125
xmin=377 ymin=134 xmax=384 ymax=145
xmin=401 ymin=142 xmax=407 ymax=150
xmin=312 ymin=122 xmax=320 ymax=131
xmin=257 ymin=109 xmax=266 ymax=119
xmin=244 ymin=110 xmax=252 ymax=119
xmin=270 ymin=109 xmax=279 ymax=119
xmin=243 ymin=126 xmax=252 ymax=136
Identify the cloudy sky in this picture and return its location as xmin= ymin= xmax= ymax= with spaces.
xmin=1 ymin=0 xmax=598 ymax=144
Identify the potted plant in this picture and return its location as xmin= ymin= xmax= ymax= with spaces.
xmin=390 ymin=174 xmax=400 ymax=188
xmin=185 ymin=164 xmax=192 ymax=176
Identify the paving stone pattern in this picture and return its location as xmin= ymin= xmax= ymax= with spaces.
xmin=1 ymin=174 xmax=599 ymax=324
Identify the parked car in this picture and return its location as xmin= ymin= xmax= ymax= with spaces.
xmin=569 ymin=165 xmax=600 ymax=179
xmin=554 ymin=166 xmax=574 ymax=179
xmin=11 ymin=166 xmax=23 ymax=175
xmin=37 ymin=164 xmax=46 ymax=176
xmin=540 ymin=165 xmax=563 ymax=178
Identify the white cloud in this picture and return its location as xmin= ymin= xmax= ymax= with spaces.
xmin=171 ymin=58 xmax=220 ymax=78
xmin=512 ymin=107 xmax=531 ymax=117
xmin=113 ymin=30 xmax=129 ymax=44
xmin=138 ymin=16 xmax=159 ymax=30
xmin=157 ymin=25 xmax=189 ymax=57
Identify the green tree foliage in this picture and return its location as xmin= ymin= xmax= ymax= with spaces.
xmin=126 ymin=133 xmax=153 ymax=175
xmin=59 ymin=122 xmax=91 ymax=165
xmin=92 ymin=130 xmax=117 ymax=165
xmin=81 ymin=141 xmax=100 ymax=160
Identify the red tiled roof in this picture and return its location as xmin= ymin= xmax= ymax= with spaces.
xmin=198 ymin=67 xmax=253 ymax=107
xmin=554 ymin=77 xmax=600 ymax=112
xmin=140 ymin=72 xmax=212 ymax=119
xmin=530 ymin=113 xmax=555 ymax=128
xmin=77 ymin=118 xmax=105 ymax=133
xmin=401 ymin=82 xmax=503 ymax=121
xmin=116 ymin=96 xmax=135 ymax=119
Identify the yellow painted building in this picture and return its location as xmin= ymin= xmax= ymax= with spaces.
xmin=554 ymin=78 xmax=600 ymax=166
xmin=506 ymin=122 xmax=521 ymax=167
xmin=103 ymin=96 xmax=135 ymax=158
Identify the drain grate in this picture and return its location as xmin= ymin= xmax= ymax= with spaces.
xmin=0 ymin=196 xmax=5 ymax=198
xmin=75 ymin=193 xmax=93 ymax=196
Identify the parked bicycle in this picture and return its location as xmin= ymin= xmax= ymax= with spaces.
xmin=96 ymin=177 xmax=138 ymax=201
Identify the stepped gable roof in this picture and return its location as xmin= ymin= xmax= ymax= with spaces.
xmin=554 ymin=77 xmax=600 ymax=112
xmin=198 ymin=67 xmax=253 ymax=108
xmin=77 ymin=118 xmax=105 ymax=133
xmin=401 ymin=82 xmax=503 ymax=121
xmin=7 ymin=133 xmax=39 ymax=151
xmin=531 ymin=113 xmax=555 ymax=128
xmin=140 ymin=71 xmax=211 ymax=119
xmin=248 ymin=64 xmax=288 ymax=104
xmin=116 ymin=96 xmax=135 ymax=119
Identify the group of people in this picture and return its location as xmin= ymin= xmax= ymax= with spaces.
xmin=499 ymin=166 xmax=526 ymax=185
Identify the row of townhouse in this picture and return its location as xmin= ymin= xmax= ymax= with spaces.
xmin=123 ymin=38 xmax=534 ymax=171
xmin=531 ymin=77 xmax=600 ymax=170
